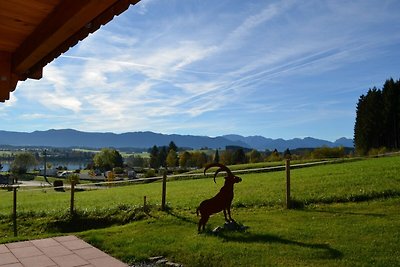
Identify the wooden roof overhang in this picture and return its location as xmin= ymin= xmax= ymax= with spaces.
xmin=0 ymin=0 xmax=140 ymax=102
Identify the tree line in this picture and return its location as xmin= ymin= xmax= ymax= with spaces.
xmin=354 ymin=78 xmax=400 ymax=155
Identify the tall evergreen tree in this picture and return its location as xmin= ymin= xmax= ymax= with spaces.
xmin=213 ymin=149 xmax=220 ymax=163
xmin=354 ymin=78 xmax=400 ymax=154
xmin=149 ymin=145 xmax=159 ymax=169
xmin=168 ymin=141 xmax=178 ymax=153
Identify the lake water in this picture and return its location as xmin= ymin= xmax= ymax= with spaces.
xmin=0 ymin=161 xmax=89 ymax=172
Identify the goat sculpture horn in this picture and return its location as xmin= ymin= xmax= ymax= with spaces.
xmin=204 ymin=163 xmax=233 ymax=183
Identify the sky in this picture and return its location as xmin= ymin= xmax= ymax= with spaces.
xmin=1 ymin=0 xmax=400 ymax=141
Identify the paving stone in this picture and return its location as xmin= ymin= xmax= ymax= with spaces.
xmin=51 ymin=254 xmax=89 ymax=267
xmin=18 ymin=254 xmax=56 ymax=267
xmin=88 ymin=256 xmax=129 ymax=267
xmin=73 ymin=247 xmax=109 ymax=260
xmin=1 ymin=236 xmax=128 ymax=267
xmin=9 ymin=246 xmax=43 ymax=258
xmin=0 ymin=252 xmax=19 ymax=265
xmin=39 ymin=245 xmax=73 ymax=257
xmin=31 ymin=238 xmax=60 ymax=248
xmin=0 ymin=244 xmax=10 ymax=254
xmin=5 ymin=241 xmax=33 ymax=249
xmin=1 ymin=263 xmax=24 ymax=267
xmin=60 ymin=240 xmax=92 ymax=251
xmin=53 ymin=236 xmax=79 ymax=242
xmin=0 ymin=263 xmax=24 ymax=267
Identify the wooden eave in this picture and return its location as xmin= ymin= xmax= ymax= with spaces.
xmin=0 ymin=0 xmax=140 ymax=102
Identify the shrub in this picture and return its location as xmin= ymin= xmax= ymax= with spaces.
xmin=67 ymin=173 xmax=80 ymax=185
xmin=113 ymin=167 xmax=124 ymax=174
xmin=53 ymin=180 xmax=64 ymax=192
xmin=144 ymin=169 xmax=156 ymax=178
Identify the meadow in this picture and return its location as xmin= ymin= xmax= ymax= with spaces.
xmin=0 ymin=155 xmax=399 ymax=266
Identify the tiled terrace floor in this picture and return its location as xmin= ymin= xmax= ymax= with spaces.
xmin=0 ymin=235 xmax=128 ymax=267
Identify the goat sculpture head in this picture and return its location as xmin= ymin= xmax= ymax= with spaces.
xmin=203 ymin=163 xmax=242 ymax=184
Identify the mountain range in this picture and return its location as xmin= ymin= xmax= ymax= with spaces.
xmin=0 ymin=129 xmax=353 ymax=151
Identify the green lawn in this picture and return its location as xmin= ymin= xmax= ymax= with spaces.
xmin=79 ymin=198 xmax=400 ymax=267
xmin=0 ymin=155 xmax=399 ymax=266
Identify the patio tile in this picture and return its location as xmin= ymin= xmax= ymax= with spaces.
xmin=59 ymin=240 xmax=92 ymax=251
xmin=18 ymin=255 xmax=56 ymax=267
xmin=88 ymin=256 xmax=129 ymax=267
xmin=0 ymin=244 xmax=10 ymax=253
xmin=53 ymin=236 xmax=78 ymax=242
xmin=73 ymin=247 xmax=108 ymax=260
xmin=0 ymin=252 xmax=19 ymax=265
xmin=39 ymin=245 xmax=73 ymax=258
xmin=51 ymin=254 xmax=89 ymax=267
xmin=1 ymin=236 xmax=128 ymax=267
xmin=9 ymin=246 xmax=43 ymax=258
xmin=31 ymin=238 xmax=60 ymax=248
xmin=5 ymin=241 xmax=33 ymax=249
xmin=0 ymin=263 xmax=24 ymax=267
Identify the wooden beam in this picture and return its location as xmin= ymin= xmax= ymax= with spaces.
xmin=0 ymin=52 xmax=12 ymax=102
xmin=1 ymin=0 xmax=140 ymax=102
xmin=12 ymin=0 xmax=118 ymax=78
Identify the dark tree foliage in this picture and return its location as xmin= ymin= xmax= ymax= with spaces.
xmin=149 ymin=141 xmax=180 ymax=169
xmin=233 ymin=148 xmax=246 ymax=164
xmin=149 ymin=145 xmax=159 ymax=169
xmin=354 ymin=78 xmax=400 ymax=154
xmin=213 ymin=149 xmax=220 ymax=163
xmin=168 ymin=141 xmax=178 ymax=153
xmin=93 ymin=148 xmax=123 ymax=171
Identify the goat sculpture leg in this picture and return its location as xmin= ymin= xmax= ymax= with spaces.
xmin=223 ymin=209 xmax=229 ymax=222
xmin=227 ymin=207 xmax=234 ymax=222
xmin=198 ymin=215 xmax=209 ymax=232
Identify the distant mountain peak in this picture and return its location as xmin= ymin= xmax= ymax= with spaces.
xmin=0 ymin=129 xmax=353 ymax=150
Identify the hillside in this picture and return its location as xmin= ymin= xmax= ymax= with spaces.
xmin=0 ymin=129 xmax=353 ymax=151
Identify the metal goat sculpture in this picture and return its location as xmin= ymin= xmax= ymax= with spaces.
xmin=196 ymin=163 xmax=242 ymax=232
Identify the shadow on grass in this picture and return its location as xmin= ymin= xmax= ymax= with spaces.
xmin=210 ymin=231 xmax=343 ymax=260
xmin=47 ymin=205 xmax=152 ymax=233
xmin=165 ymin=207 xmax=198 ymax=225
xmin=305 ymin=209 xmax=386 ymax=218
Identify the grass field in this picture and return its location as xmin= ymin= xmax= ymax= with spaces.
xmin=0 ymin=156 xmax=399 ymax=266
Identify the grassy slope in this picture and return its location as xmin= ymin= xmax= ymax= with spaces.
xmin=79 ymin=198 xmax=399 ymax=267
xmin=0 ymin=156 xmax=399 ymax=266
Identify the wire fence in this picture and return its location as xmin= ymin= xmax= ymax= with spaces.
xmin=1 ymin=152 xmax=399 ymax=237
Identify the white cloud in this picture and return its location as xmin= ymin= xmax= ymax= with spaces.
xmin=5 ymin=0 xmax=399 ymax=139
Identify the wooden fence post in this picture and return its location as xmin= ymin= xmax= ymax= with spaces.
xmin=70 ymin=181 xmax=75 ymax=215
xmin=161 ymin=170 xmax=167 ymax=211
xmin=13 ymin=186 xmax=17 ymax=237
xmin=143 ymin=195 xmax=147 ymax=209
xmin=285 ymin=159 xmax=291 ymax=209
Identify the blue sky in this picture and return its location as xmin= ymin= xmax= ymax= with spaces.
xmin=1 ymin=0 xmax=400 ymax=140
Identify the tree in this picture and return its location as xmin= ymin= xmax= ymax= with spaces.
xmin=93 ymin=148 xmax=123 ymax=172
xmin=166 ymin=149 xmax=178 ymax=168
xmin=179 ymin=151 xmax=191 ymax=168
xmin=149 ymin=145 xmax=159 ymax=169
xmin=267 ymin=149 xmax=281 ymax=162
xmin=354 ymin=78 xmax=400 ymax=154
xmin=10 ymin=152 xmax=38 ymax=181
xmin=213 ymin=150 xmax=220 ymax=163
xmin=382 ymin=78 xmax=400 ymax=149
xmin=158 ymin=146 xmax=168 ymax=168
xmin=168 ymin=141 xmax=178 ymax=153
xmin=221 ymin=150 xmax=234 ymax=165
xmin=248 ymin=149 xmax=262 ymax=163
xmin=233 ymin=148 xmax=246 ymax=164
xmin=126 ymin=155 xmax=145 ymax=168
xmin=191 ymin=151 xmax=208 ymax=168
xmin=283 ymin=148 xmax=291 ymax=159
